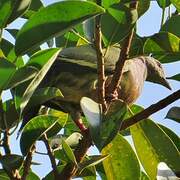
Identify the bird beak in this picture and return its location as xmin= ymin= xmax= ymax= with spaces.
xmin=161 ymin=78 xmax=172 ymax=90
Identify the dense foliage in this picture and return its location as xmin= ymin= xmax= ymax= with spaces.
xmin=0 ymin=0 xmax=179 ymax=179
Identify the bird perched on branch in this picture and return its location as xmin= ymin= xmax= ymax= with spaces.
xmin=23 ymin=45 xmax=171 ymax=131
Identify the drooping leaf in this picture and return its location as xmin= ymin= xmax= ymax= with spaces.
xmin=131 ymin=117 xmax=179 ymax=179
xmin=102 ymin=134 xmax=140 ymax=180
xmin=20 ymin=115 xmax=59 ymax=156
xmin=80 ymin=97 xmax=102 ymax=145
xmin=5 ymin=66 xmax=38 ymax=89
xmin=137 ymin=0 xmax=150 ymax=17
xmin=100 ymin=100 xmax=127 ymax=149
xmin=0 ymin=0 xmax=12 ymax=28
xmin=170 ymin=0 xmax=180 ymax=12
xmin=143 ymin=32 xmax=180 ymax=63
xmin=165 ymin=106 xmax=180 ymax=123
xmin=158 ymin=124 xmax=180 ymax=150
xmin=20 ymin=48 xmax=60 ymax=114
xmin=15 ymin=1 xmax=105 ymax=55
xmin=78 ymin=155 xmax=108 ymax=174
xmin=157 ymin=0 xmax=171 ymax=8
xmin=101 ymin=4 xmax=138 ymax=46
xmin=0 ymin=38 xmax=24 ymax=67
xmin=62 ymin=139 xmax=77 ymax=164
xmin=161 ymin=15 xmax=180 ymax=38
xmin=7 ymin=0 xmax=32 ymax=24
xmin=0 ymin=57 xmax=16 ymax=92
xmin=167 ymin=73 xmax=180 ymax=81
xmin=0 ymin=154 xmax=23 ymax=171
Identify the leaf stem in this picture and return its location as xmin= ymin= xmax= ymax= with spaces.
xmin=120 ymin=89 xmax=180 ymax=130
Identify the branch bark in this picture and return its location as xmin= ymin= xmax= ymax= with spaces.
xmin=120 ymin=89 xmax=180 ymax=131
xmin=106 ymin=1 xmax=138 ymax=102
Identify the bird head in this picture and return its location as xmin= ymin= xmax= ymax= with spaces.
xmin=144 ymin=56 xmax=171 ymax=90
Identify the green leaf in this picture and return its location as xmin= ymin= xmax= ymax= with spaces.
xmin=20 ymin=48 xmax=60 ymax=114
xmin=100 ymin=100 xmax=127 ymax=149
xmin=0 ymin=0 xmax=12 ymax=28
xmin=62 ymin=139 xmax=77 ymax=164
xmin=0 ymin=38 xmax=24 ymax=67
xmin=167 ymin=73 xmax=180 ymax=81
xmin=161 ymin=15 xmax=180 ymax=38
xmin=165 ymin=106 xmax=180 ymax=123
xmin=101 ymin=4 xmax=137 ymax=46
xmin=0 ymin=57 xmax=16 ymax=92
xmin=138 ymin=0 xmax=150 ymax=17
xmin=157 ymin=0 xmax=171 ymax=8
xmin=170 ymin=0 xmax=180 ymax=12
xmin=102 ymin=134 xmax=140 ymax=180
xmin=7 ymin=0 xmax=32 ymax=24
xmin=0 ymin=169 xmax=9 ymax=179
xmin=143 ymin=32 xmax=180 ymax=63
xmin=20 ymin=115 xmax=59 ymax=156
xmin=15 ymin=1 xmax=105 ymax=55
xmin=0 ymin=154 xmax=23 ymax=171
xmin=131 ymin=118 xmax=179 ymax=179
xmin=5 ymin=66 xmax=38 ymax=89
xmin=78 ymin=155 xmax=108 ymax=174
xmin=158 ymin=124 xmax=180 ymax=150
xmin=26 ymin=87 xmax=63 ymax=110
xmin=0 ymin=99 xmax=19 ymax=130
xmin=140 ymin=171 xmax=150 ymax=180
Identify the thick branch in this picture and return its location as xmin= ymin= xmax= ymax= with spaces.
xmin=3 ymin=130 xmax=11 ymax=154
xmin=22 ymin=146 xmax=35 ymax=180
xmin=107 ymin=1 xmax=138 ymax=101
xmin=43 ymin=134 xmax=59 ymax=180
xmin=120 ymin=89 xmax=180 ymax=130
xmin=95 ymin=13 xmax=106 ymax=111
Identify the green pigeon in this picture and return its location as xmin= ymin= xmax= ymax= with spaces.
xmin=22 ymin=45 xmax=171 ymax=130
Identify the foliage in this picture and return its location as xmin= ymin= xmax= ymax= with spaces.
xmin=0 ymin=0 xmax=179 ymax=179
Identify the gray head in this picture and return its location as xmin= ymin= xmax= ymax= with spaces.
xmin=144 ymin=56 xmax=171 ymax=90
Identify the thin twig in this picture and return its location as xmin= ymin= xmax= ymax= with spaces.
xmin=43 ymin=133 xmax=59 ymax=180
xmin=22 ymin=145 xmax=35 ymax=180
xmin=95 ymin=9 xmax=107 ymax=111
xmin=106 ymin=1 xmax=138 ymax=102
xmin=120 ymin=89 xmax=180 ymax=131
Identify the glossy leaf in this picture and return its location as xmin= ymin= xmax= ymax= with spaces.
xmin=26 ymin=87 xmax=63 ymax=109
xmin=143 ymin=32 xmax=180 ymax=63
xmin=62 ymin=139 xmax=77 ymax=164
xmin=0 ymin=0 xmax=12 ymax=28
xmin=100 ymin=100 xmax=127 ymax=149
xmin=170 ymin=0 xmax=180 ymax=12
xmin=131 ymin=118 xmax=179 ymax=179
xmin=7 ymin=0 xmax=32 ymax=24
xmin=78 ymin=155 xmax=108 ymax=174
xmin=161 ymin=15 xmax=180 ymax=38
xmin=167 ymin=73 xmax=180 ymax=81
xmin=5 ymin=66 xmax=38 ymax=89
xmin=0 ymin=58 xmax=16 ymax=92
xmin=20 ymin=115 xmax=59 ymax=156
xmin=101 ymin=4 xmax=137 ymax=46
xmin=158 ymin=124 xmax=180 ymax=150
xmin=0 ymin=38 xmax=24 ymax=67
xmin=15 ymin=1 xmax=105 ymax=55
xmin=102 ymin=134 xmax=140 ymax=180
xmin=80 ymin=97 xmax=102 ymax=145
xmin=165 ymin=106 xmax=180 ymax=123
xmin=20 ymin=48 xmax=60 ymax=114
xmin=0 ymin=154 xmax=23 ymax=171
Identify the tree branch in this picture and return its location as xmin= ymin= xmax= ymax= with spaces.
xmin=95 ymin=4 xmax=107 ymax=111
xmin=106 ymin=1 xmax=138 ymax=102
xmin=43 ymin=134 xmax=59 ymax=180
xmin=120 ymin=89 xmax=180 ymax=130
xmin=3 ymin=130 xmax=11 ymax=155
xmin=22 ymin=145 xmax=35 ymax=180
